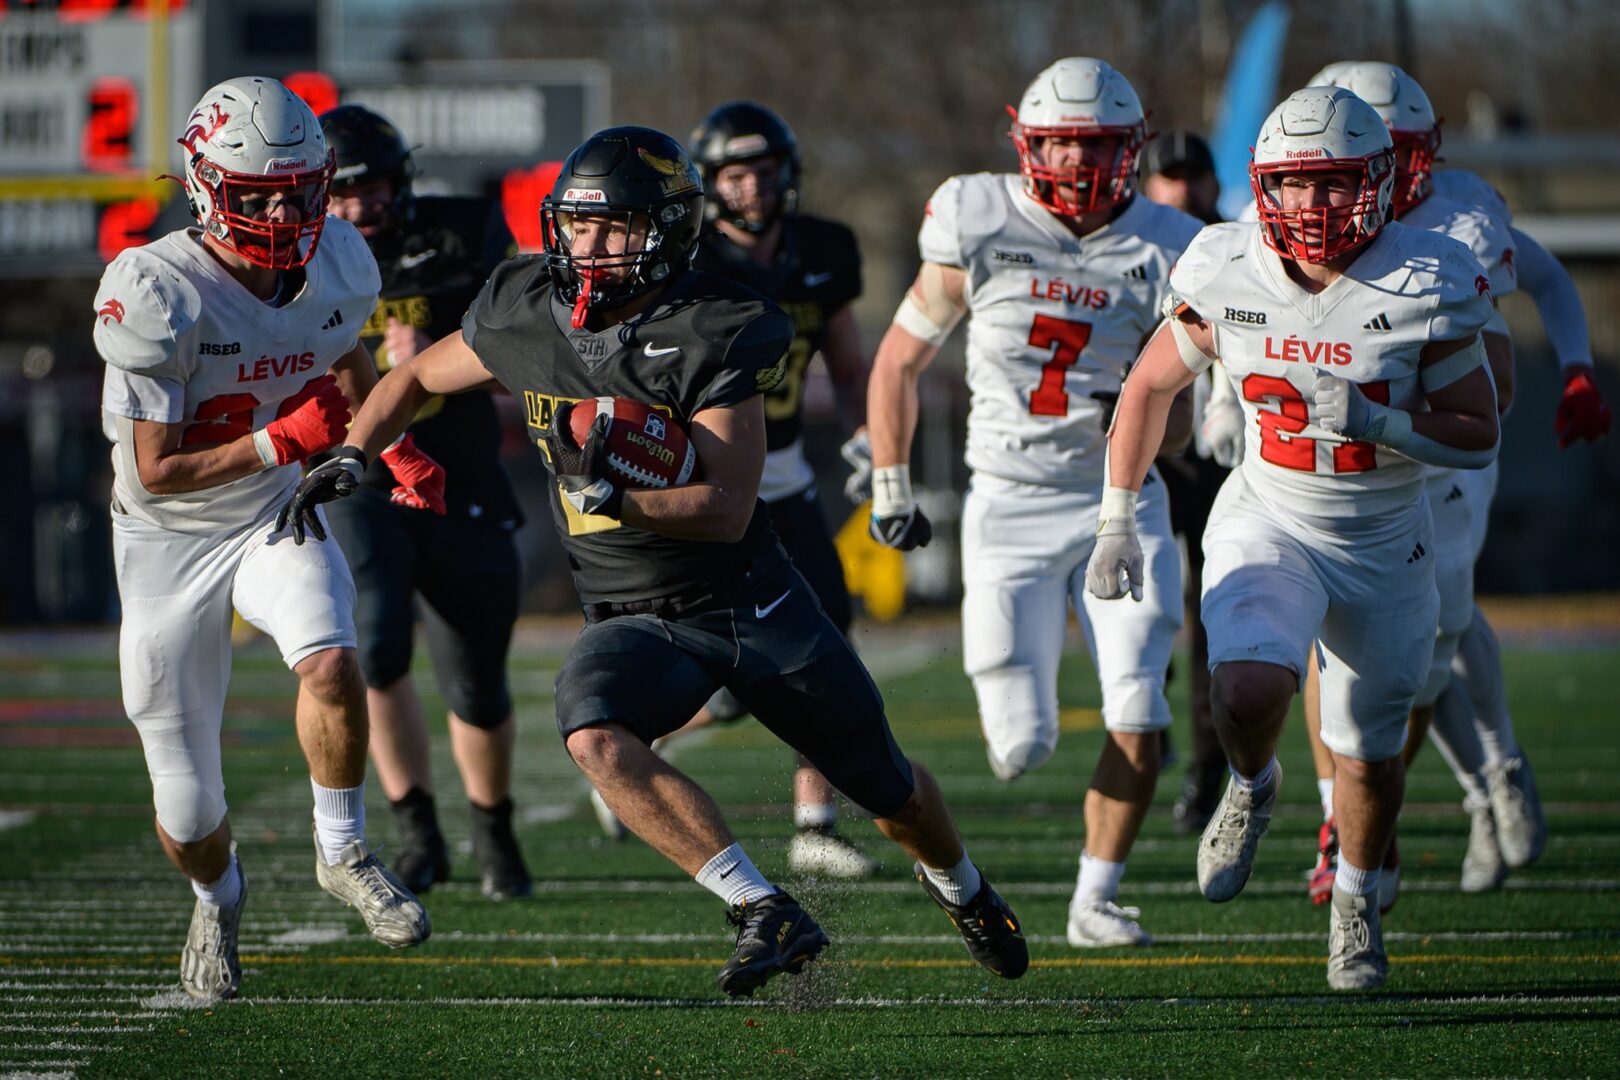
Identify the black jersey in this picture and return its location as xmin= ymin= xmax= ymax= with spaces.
xmin=692 ymin=215 xmax=861 ymax=451
xmin=356 ymin=194 xmax=520 ymax=522
xmin=462 ymin=258 xmax=794 ymax=605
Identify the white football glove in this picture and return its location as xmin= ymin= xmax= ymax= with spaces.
xmin=1085 ymin=487 xmax=1144 ymax=602
xmin=1310 ymin=370 xmax=1376 ymax=439
xmin=840 ymin=428 xmax=873 ymax=504
xmin=1201 ymin=396 xmax=1246 ymax=467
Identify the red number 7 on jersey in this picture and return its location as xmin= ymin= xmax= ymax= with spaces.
xmin=1027 ymin=314 xmax=1093 ymax=417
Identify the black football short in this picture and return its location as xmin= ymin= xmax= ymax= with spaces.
xmin=554 ymin=559 xmax=916 ymax=818
xmin=767 ymin=486 xmax=852 ymax=634
xmin=324 ymin=485 xmax=520 ymax=729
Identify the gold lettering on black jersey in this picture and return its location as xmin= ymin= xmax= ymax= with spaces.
xmin=362 ymin=295 xmax=432 ymax=338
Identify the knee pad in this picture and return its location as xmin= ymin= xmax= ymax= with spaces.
xmin=987 ymin=739 xmax=1054 ymax=781
xmin=356 ymin=624 xmax=412 ymax=690
xmin=444 ymin=678 xmax=513 ymax=731
xmin=153 ymin=778 xmax=226 ymax=844
xmin=969 ymin=663 xmax=1059 ymax=780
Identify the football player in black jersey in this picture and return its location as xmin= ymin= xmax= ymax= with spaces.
xmin=318 ymin=105 xmax=531 ymax=901
xmin=584 ymin=102 xmax=876 ymax=878
xmin=282 ymin=126 xmax=1028 ymax=997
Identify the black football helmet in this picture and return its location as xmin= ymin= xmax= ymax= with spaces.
xmin=688 ymin=101 xmax=800 ymax=233
xmin=318 ymin=104 xmax=416 ymax=221
xmin=540 ymin=126 xmax=704 ymax=327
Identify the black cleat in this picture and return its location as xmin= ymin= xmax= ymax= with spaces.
xmin=1171 ymin=763 xmax=1226 ymax=836
xmin=469 ymin=798 xmax=533 ymax=900
xmin=390 ymin=788 xmax=451 ymax=894
xmin=915 ymin=862 xmax=1029 ymax=979
xmin=715 ymin=891 xmax=829 ymax=997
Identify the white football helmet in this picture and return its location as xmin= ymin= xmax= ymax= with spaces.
xmin=176 ymin=77 xmax=334 ymax=270
xmin=1250 ymin=86 xmax=1396 ymax=263
xmin=1309 ymin=61 xmax=1440 ymax=215
xmin=1009 ymin=57 xmax=1146 ymax=216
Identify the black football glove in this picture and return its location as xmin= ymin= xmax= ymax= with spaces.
xmin=870 ymin=506 xmax=933 ymax=550
xmin=544 ymin=401 xmax=624 ymax=517
xmin=276 ymin=445 xmax=366 ymax=545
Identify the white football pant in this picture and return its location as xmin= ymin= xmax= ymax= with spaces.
xmin=961 ymin=469 xmax=1180 ymax=781
xmin=114 ymin=504 xmax=356 ymax=842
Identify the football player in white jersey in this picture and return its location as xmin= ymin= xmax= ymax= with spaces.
xmin=867 ymin=58 xmax=1202 ymax=947
xmin=1088 ymin=86 xmax=1500 ymax=989
xmin=1297 ymin=62 xmax=1548 ymax=903
xmin=92 ymin=77 xmax=440 ymax=1002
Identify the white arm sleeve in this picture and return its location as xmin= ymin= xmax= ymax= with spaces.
xmin=1510 ymin=225 xmax=1593 ymax=370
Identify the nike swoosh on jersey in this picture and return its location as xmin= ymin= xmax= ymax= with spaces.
xmin=398 ymin=249 xmax=438 ymax=269
xmin=754 ymin=590 xmax=791 ymax=618
xmin=802 ymin=271 xmax=834 ymax=287
xmin=643 ymin=343 xmax=681 ymax=358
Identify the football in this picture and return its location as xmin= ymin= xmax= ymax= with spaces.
xmin=568 ymin=395 xmax=698 ymax=490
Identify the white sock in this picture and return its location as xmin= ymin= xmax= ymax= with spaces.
xmin=1336 ymin=857 xmax=1379 ymax=897
xmin=191 ymin=852 xmax=242 ymax=909
xmin=1317 ymin=778 xmax=1336 ymax=820
xmin=1232 ymin=757 xmax=1278 ymax=793
xmin=695 ymin=843 xmax=775 ymax=908
xmin=311 ymin=779 xmax=366 ymax=866
xmin=922 ymin=851 xmax=982 ymax=906
xmin=1075 ymin=852 xmax=1126 ymax=904
xmin=794 ymin=803 xmax=837 ymax=831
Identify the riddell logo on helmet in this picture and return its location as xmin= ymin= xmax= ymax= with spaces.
xmin=563 ymin=188 xmax=606 ymax=202
xmin=265 ymin=157 xmax=308 ymax=172
xmin=1285 ymin=149 xmax=1328 ymax=159
xmin=722 ymin=134 xmax=770 ymax=157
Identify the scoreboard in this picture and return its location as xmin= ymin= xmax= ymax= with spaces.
xmin=0 ymin=0 xmax=203 ymax=273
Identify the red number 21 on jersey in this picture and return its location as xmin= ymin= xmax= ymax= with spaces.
xmin=1240 ymin=374 xmax=1390 ymax=474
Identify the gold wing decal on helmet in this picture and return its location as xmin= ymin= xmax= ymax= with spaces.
xmin=639 ymin=148 xmax=699 ymax=195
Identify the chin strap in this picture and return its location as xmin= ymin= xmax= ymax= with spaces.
xmin=570 ymin=269 xmax=596 ymax=329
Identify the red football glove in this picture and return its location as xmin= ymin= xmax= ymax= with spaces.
xmin=261 ymin=375 xmax=351 ymax=466
xmin=380 ymin=433 xmax=448 ymax=514
xmin=1555 ymin=368 xmax=1612 ymax=449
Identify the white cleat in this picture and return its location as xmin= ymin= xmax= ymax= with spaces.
xmin=788 ymin=827 xmax=877 ymax=879
xmin=313 ymin=827 xmax=431 ymax=949
xmin=1066 ymin=899 xmax=1153 ymax=948
xmin=180 ymin=860 xmax=247 ymax=1002
xmin=1460 ymin=798 xmax=1508 ymax=893
xmin=1487 ymin=756 xmax=1546 ymax=869
xmin=589 ymin=786 xmax=629 ymax=841
xmin=1197 ymin=765 xmax=1281 ymax=903
xmin=1327 ymin=886 xmax=1387 ymax=991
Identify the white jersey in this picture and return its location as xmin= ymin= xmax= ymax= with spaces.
xmin=1169 ymin=221 xmax=1494 ymax=524
xmin=920 ymin=174 xmax=1202 ymax=489
xmin=95 ymin=220 xmax=380 ymax=534
xmin=1431 ymin=170 xmax=1513 ymax=227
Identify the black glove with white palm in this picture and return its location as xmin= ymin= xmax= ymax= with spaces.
xmin=1084 ymin=487 xmax=1144 ymax=602
xmin=543 ymin=401 xmax=625 ymax=518
xmin=277 ymin=446 xmax=366 ymax=545
xmin=869 ymin=462 xmax=932 ymax=550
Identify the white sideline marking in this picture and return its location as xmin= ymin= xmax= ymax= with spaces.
xmin=0 ymin=811 xmax=37 ymax=833
xmin=267 ymin=927 xmax=346 ymax=946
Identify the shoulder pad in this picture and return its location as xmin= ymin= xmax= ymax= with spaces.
xmin=92 ymin=244 xmax=200 ymax=375
xmin=315 ymin=217 xmax=382 ymax=300
xmin=919 ymin=173 xmax=1006 ymax=268
xmin=1166 ymin=223 xmax=1246 ymax=316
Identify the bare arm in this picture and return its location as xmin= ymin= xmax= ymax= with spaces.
xmin=1107 ymin=313 xmax=1210 ymax=491
xmin=821 ymin=304 xmax=868 ymax=433
xmin=346 ymin=330 xmax=501 ymax=461
xmin=330 ymin=340 xmax=378 ymax=408
xmin=1483 ymin=328 xmax=1514 ymax=416
xmin=1413 ymin=334 xmax=1501 ymax=451
xmin=868 ymin=261 xmax=967 ymax=467
xmin=132 ymin=416 xmax=265 ymax=495
xmin=618 ymin=395 xmax=765 ymax=543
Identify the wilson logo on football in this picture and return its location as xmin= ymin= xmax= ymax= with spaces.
xmin=563 ymin=188 xmax=607 ymax=202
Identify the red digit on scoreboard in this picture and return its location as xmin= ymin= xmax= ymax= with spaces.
xmin=83 ymin=77 xmax=138 ymax=172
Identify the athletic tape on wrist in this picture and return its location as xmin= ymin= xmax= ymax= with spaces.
xmin=871 ymin=464 xmax=916 ymax=517
xmin=1359 ymin=401 xmax=1413 ymax=449
xmin=1098 ymin=485 xmax=1138 ymax=528
xmin=252 ymin=428 xmax=279 ymax=468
